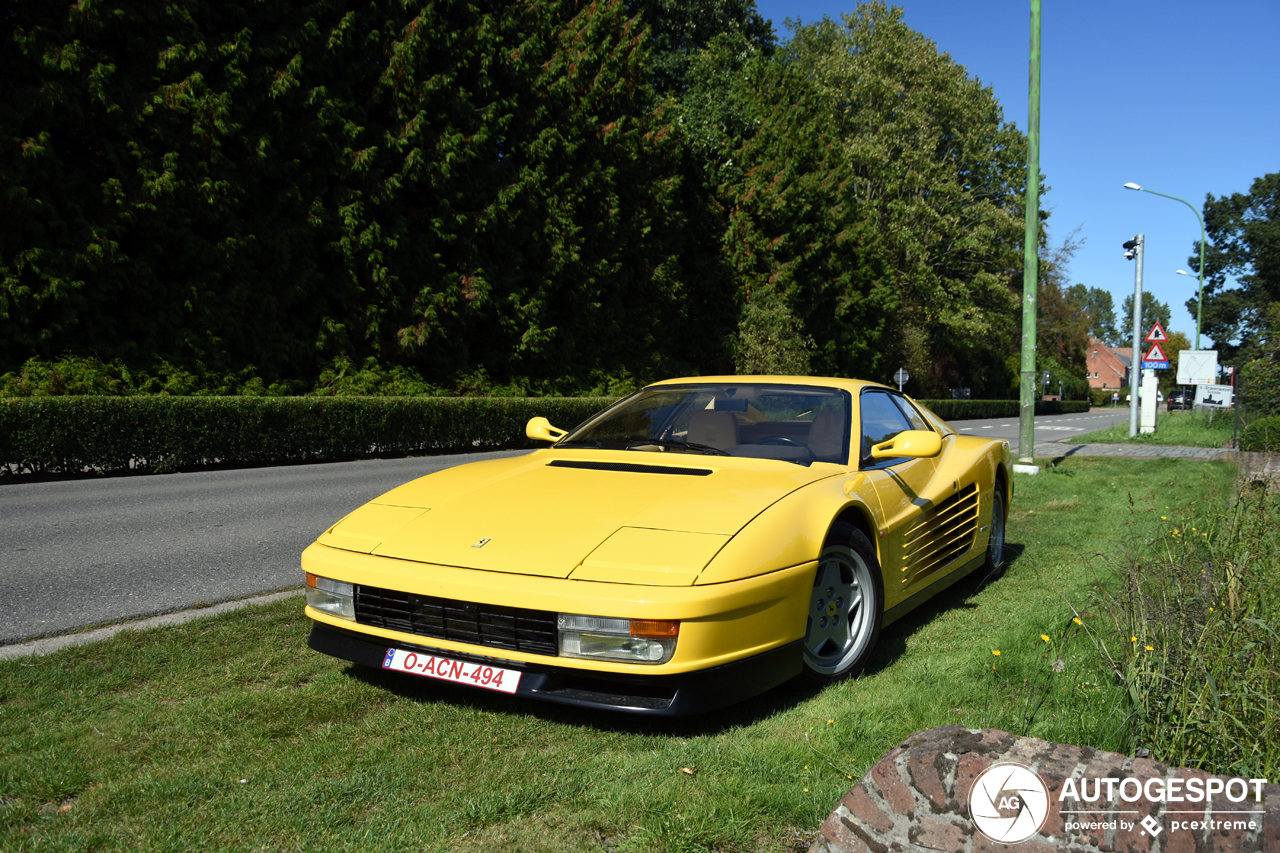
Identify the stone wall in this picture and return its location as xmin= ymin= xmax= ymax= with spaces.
xmin=814 ymin=726 xmax=1278 ymax=852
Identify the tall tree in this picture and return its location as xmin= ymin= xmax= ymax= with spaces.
xmin=625 ymin=0 xmax=774 ymax=94
xmin=1161 ymin=330 xmax=1192 ymax=393
xmin=781 ymin=5 xmax=1029 ymax=395
xmin=1037 ymin=236 xmax=1089 ymax=374
xmin=0 ymin=0 xmax=376 ymax=375
xmin=0 ymin=0 xmax=740 ymax=390
xmin=1189 ymin=172 xmax=1279 ymax=360
xmin=1120 ymin=292 xmax=1172 ymax=340
xmin=680 ymin=32 xmax=892 ymax=378
xmin=1067 ymin=284 xmax=1121 ymax=346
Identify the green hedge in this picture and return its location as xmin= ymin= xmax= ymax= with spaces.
xmin=0 ymin=394 xmax=1093 ymax=477
xmin=1240 ymin=416 xmax=1280 ymax=453
xmin=0 ymin=397 xmax=614 ymax=476
xmin=919 ymin=399 xmax=1091 ymax=421
xmin=1088 ymin=386 xmax=1130 ymax=407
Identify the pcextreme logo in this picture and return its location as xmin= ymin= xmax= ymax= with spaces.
xmin=969 ymin=763 xmax=1050 ymax=844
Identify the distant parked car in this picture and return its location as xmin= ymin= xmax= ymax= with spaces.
xmin=1167 ymin=388 xmax=1194 ymax=411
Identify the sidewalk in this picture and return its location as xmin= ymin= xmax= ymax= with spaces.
xmin=1030 ymin=440 xmax=1280 ymax=487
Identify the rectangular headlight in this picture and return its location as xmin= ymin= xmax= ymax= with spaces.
xmin=556 ymin=613 xmax=678 ymax=664
xmin=305 ymin=572 xmax=354 ymax=621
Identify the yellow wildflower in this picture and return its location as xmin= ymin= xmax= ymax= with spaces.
xmin=1073 ymin=617 xmax=1082 ymax=625
xmin=992 ymin=650 xmax=1001 ymax=656
xmin=1040 ymin=634 xmax=1051 ymax=643
xmin=1145 ymin=645 xmax=1154 ymax=651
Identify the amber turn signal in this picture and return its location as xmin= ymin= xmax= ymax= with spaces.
xmin=629 ymin=619 xmax=679 ymax=638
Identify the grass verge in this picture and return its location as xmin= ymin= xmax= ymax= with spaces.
xmin=0 ymin=457 xmax=1242 ymax=852
xmin=1073 ymin=479 xmax=1279 ymax=776
xmin=1071 ymin=408 xmax=1235 ymax=447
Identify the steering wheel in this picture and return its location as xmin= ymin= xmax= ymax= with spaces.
xmin=756 ymin=435 xmax=815 ymax=459
xmin=756 ymin=435 xmax=805 ymax=447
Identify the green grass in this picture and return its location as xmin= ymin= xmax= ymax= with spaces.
xmin=1071 ymin=408 xmax=1236 ymax=447
xmin=0 ymin=458 xmax=1241 ymax=852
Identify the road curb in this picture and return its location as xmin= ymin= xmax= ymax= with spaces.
xmin=0 ymin=589 xmax=304 ymax=660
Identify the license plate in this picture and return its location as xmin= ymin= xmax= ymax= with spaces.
xmin=381 ymin=647 xmax=521 ymax=694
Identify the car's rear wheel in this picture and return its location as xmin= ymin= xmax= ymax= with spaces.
xmin=986 ymin=479 xmax=1007 ymax=571
xmin=799 ymin=522 xmax=883 ymax=685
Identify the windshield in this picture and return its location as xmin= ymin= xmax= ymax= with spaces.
xmin=559 ymin=383 xmax=851 ymax=466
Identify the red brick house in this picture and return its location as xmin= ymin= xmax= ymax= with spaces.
xmin=1086 ymin=339 xmax=1131 ymax=389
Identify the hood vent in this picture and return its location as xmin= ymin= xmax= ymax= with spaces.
xmin=547 ymin=460 xmax=712 ymax=476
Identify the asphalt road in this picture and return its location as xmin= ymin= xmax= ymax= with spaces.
xmin=0 ymin=408 xmax=1130 ymax=645
xmin=0 ymin=449 xmax=530 ymax=645
xmin=951 ymin=407 xmax=1132 ymax=453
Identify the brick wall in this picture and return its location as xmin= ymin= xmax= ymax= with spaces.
xmin=814 ymin=726 xmax=1278 ymax=852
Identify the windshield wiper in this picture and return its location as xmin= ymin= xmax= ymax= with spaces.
xmin=624 ymin=438 xmax=730 ymax=456
xmin=555 ymin=439 xmax=603 ymax=448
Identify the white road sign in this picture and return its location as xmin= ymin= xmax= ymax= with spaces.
xmin=1195 ymin=383 xmax=1232 ymax=409
xmin=1177 ymin=350 xmax=1218 ymax=385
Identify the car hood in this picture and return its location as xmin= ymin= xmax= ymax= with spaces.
xmin=322 ymin=451 xmax=841 ymax=581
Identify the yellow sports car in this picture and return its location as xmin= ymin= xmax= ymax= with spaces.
xmin=304 ymin=377 xmax=1011 ymax=714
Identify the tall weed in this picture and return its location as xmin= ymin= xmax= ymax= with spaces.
xmin=1081 ymin=479 xmax=1279 ymax=776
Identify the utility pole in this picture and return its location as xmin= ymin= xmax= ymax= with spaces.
xmin=1018 ymin=0 xmax=1042 ymax=465
xmin=1125 ymin=234 xmax=1144 ymax=438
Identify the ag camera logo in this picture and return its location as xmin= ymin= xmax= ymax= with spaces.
xmin=969 ymin=762 xmax=1050 ymax=843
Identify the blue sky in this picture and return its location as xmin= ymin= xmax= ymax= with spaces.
xmin=751 ymin=0 xmax=1279 ymax=352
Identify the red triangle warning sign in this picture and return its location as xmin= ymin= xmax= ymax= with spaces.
xmin=1144 ymin=322 xmax=1169 ymax=343
xmin=1144 ymin=342 xmax=1167 ymax=362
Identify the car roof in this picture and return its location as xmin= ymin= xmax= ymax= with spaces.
xmin=645 ymin=376 xmax=891 ymax=394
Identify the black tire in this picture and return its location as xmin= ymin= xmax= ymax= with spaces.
xmin=985 ymin=478 xmax=1007 ymax=571
xmin=799 ymin=522 xmax=884 ymax=685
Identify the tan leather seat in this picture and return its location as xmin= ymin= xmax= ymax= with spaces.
xmin=686 ymin=410 xmax=740 ymax=449
xmin=807 ymin=409 xmax=845 ymax=460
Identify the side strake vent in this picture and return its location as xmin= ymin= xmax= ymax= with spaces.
xmin=547 ymin=460 xmax=713 ymax=476
xmin=900 ymin=483 xmax=979 ymax=586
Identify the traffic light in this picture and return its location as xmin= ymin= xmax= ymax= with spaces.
xmin=1123 ymin=239 xmax=1138 ymax=261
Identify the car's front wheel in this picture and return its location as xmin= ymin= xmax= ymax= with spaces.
xmin=799 ymin=522 xmax=883 ymax=685
xmin=986 ymin=478 xmax=1007 ymax=571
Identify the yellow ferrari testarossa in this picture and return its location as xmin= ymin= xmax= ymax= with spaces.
xmin=304 ymin=377 xmax=1011 ymax=714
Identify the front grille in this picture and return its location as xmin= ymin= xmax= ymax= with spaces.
xmin=355 ymin=585 xmax=559 ymax=656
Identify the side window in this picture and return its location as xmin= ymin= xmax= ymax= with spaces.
xmin=890 ymin=395 xmax=932 ymax=432
xmin=859 ymin=391 xmax=914 ymax=466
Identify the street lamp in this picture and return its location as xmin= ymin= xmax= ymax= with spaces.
xmin=1123 ymin=182 xmax=1207 ymax=348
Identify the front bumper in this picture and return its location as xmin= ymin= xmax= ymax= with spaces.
xmin=309 ymin=621 xmax=803 ymax=716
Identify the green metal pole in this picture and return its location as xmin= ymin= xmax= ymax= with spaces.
xmin=1018 ymin=0 xmax=1041 ymax=464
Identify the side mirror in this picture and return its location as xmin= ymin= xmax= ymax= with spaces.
xmin=526 ymin=416 xmax=568 ymax=443
xmin=870 ymin=430 xmax=942 ymax=459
